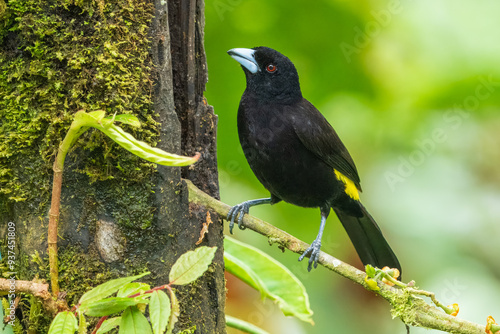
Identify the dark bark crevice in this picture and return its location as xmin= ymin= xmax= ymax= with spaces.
xmin=153 ymin=0 xmax=226 ymax=332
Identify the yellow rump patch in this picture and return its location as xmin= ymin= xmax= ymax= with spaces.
xmin=334 ymin=169 xmax=360 ymax=201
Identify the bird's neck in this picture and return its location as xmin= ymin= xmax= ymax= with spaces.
xmin=244 ymin=87 xmax=302 ymax=105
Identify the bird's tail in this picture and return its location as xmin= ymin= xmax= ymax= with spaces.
xmin=333 ymin=202 xmax=402 ymax=276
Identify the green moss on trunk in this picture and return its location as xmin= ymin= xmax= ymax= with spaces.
xmin=0 ymin=0 xmax=163 ymax=330
xmin=0 ymin=0 xmax=157 ymax=210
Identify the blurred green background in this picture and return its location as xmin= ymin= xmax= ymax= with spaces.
xmin=204 ymin=0 xmax=500 ymax=333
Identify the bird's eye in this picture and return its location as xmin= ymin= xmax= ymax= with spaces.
xmin=266 ymin=64 xmax=277 ymax=73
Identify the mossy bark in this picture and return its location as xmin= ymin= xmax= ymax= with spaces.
xmin=0 ymin=0 xmax=225 ymax=333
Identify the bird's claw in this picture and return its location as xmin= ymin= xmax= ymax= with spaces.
xmin=298 ymin=239 xmax=322 ymax=272
xmin=227 ymin=201 xmax=251 ymax=234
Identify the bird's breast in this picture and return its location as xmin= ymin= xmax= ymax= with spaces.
xmin=237 ymin=100 xmax=342 ymax=208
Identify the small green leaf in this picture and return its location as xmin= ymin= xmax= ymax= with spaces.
xmin=150 ymin=290 xmax=171 ymax=334
xmin=48 ymin=311 xmax=78 ymax=334
xmin=365 ymin=264 xmax=376 ymax=278
xmin=169 ymin=246 xmax=217 ymax=285
xmin=119 ymin=307 xmax=152 ymax=334
xmin=84 ymin=297 xmax=148 ymax=317
xmin=117 ymin=283 xmax=150 ymax=298
xmin=79 ymin=272 xmax=149 ymax=307
xmin=224 ymin=236 xmax=313 ymax=324
xmin=166 ymin=291 xmax=179 ymax=334
xmin=96 ymin=317 xmax=121 ymax=334
xmin=104 ymin=114 xmax=141 ymax=128
xmin=78 ymin=312 xmax=86 ymax=334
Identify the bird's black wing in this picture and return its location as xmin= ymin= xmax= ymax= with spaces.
xmin=289 ymin=98 xmax=361 ymax=189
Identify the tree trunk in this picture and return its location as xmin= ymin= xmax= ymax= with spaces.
xmin=0 ymin=0 xmax=225 ymax=332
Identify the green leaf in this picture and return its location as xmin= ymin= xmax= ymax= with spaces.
xmin=224 ymin=236 xmax=314 ymax=324
xmin=104 ymin=114 xmax=141 ymax=128
xmin=117 ymin=283 xmax=150 ymax=298
xmin=73 ymin=109 xmax=104 ymax=127
xmin=365 ymin=264 xmax=376 ymax=278
xmin=99 ymin=124 xmax=200 ymax=167
xmin=78 ymin=312 xmax=86 ymax=334
xmin=0 ymin=300 xmax=15 ymax=334
xmin=79 ymin=272 xmax=149 ymax=307
xmin=166 ymin=291 xmax=179 ymax=334
xmin=48 ymin=311 xmax=78 ymax=334
xmin=169 ymin=246 xmax=217 ymax=285
xmin=84 ymin=297 xmax=148 ymax=317
xmin=0 ymin=298 xmax=4 ymax=319
xmin=96 ymin=317 xmax=121 ymax=334
xmin=70 ymin=110 xmax=199 ymax=167
xmin=87 ymin=110 xmax=106 ymax=123
xmin=119 ymin=306 xmax=152 ymax=334
xmin=117 ymin=283 xmax=151 ymax=314
xmin=224 ymin=250 xmax=263 ymax=291
xmin=149 ymin=290 xmax=171 ymax=334
xmin=0 ymin=301 xmax=14 ymax=334
xmin=0 ymin=323 xmax=15 ymax=334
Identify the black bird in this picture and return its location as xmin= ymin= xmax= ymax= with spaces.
xmin=227 ymin=46 xmax=401 ymax=274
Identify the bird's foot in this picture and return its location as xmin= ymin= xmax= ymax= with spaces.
xmin=298 ymin=239 xmax=322 ymax=272
xmin=227 ymin=201 xmax=252 ymax=234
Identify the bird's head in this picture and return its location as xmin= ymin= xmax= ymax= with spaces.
xmin=227 ymin=47 xmax=302 ymax=103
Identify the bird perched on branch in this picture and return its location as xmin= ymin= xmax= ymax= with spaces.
xmin=226 ymin=46 xmax=402 ymax=274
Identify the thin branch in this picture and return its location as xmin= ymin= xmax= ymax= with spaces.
xmin=408 ymin=287 xmax=457 ymax=315
xmin=90 ymin=315 xmax=109 ymax=334
xmin=48 ymin=171 xmax=62 ymax=297
xmin=48 ymin=123 xmax=81 ymax=297
xmin=185 ymin=179 xmax=493 ymax=334
xmin=226 ymin=315 xmax=271 ymax=334
xmin=0 ymin=278 xmax=67 ymax=316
